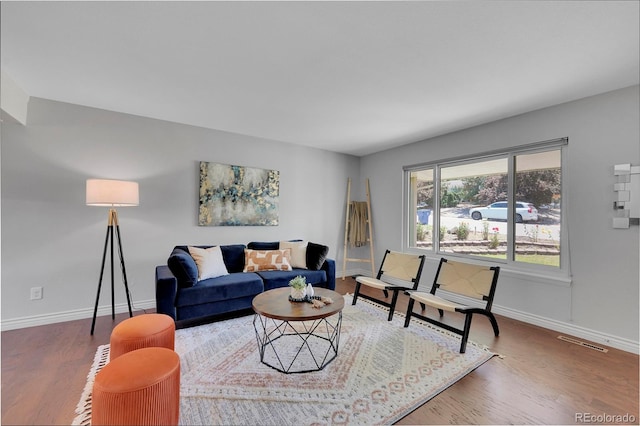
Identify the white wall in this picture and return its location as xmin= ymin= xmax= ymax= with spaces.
xmin=2 ymin=88 xmax=638 ymax=353
xmin=1 ymin=97 xmax=359 ymax=328
xmin=0 ymin=70 xmax=29 ymax=125
xmin=360 ymin=85 xmax=640 ymax=351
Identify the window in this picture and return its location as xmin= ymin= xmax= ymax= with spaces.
xmin=514 ymin=150 xmax=562 ymax=266
xmin=406 ymin=139 xmax=566 ymax=272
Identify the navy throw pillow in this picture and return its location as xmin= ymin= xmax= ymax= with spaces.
xmin=167 ymin=248 xmax=198 ymax=287
xmin=247 ymin=241 xmax=279 ymax=250
xmin=220 ymin=244 xmax=247 ymax=273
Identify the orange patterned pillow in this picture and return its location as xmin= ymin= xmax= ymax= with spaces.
xmin=243 ymin=249 xmax=292 ymax=272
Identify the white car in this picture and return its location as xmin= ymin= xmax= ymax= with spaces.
xmin=469 ymin=201 xmax=538 ymax=223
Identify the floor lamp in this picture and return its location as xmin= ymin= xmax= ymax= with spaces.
xmin=86 ymin=179 xmax=139 ymax=335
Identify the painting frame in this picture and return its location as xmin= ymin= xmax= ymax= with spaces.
xmin=198 ymin=162 xmax=280 ymax=226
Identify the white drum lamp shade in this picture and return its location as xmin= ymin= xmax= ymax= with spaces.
xmin=86 ymin=179 xmax=139 ymax=207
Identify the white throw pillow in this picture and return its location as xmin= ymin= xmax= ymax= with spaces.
xmin=280 ymin=241 xmax=308 ymax=269
xmin=188 ymin=246 xmax=229 ymax=281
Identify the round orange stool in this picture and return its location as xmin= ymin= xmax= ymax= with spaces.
xmin=92 ymin=347 xmax=180 ymax=426
xmin=110 ymin=313 xmax=175 ymax=361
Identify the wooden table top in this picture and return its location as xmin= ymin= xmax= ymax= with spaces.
xmin=252 ymin=287 xmax=345 ymax=321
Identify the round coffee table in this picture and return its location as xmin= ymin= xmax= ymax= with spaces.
xmin=252 ymin=287 xmax=344 ymax=374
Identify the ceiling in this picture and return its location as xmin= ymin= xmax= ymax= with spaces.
xmin=1 ymin=1 xmax=638 ymax=157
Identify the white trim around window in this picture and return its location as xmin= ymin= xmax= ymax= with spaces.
xmin=403 ymin=138 xmax=571 ymax=285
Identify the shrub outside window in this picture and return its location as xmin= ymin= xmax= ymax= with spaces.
xmin=406 ymin=139 xmax=565 ymax=271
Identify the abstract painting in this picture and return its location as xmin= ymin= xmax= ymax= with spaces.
xmin=198 ymin=162 xmax=279 ymax=226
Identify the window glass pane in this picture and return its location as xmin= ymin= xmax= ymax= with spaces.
xmin=441 ymin=158 xmax=508 ymax=260
xmin=514 ymin=150 xmax=562 ymax=267
xmin=409 ymin=168 xmax=434 ymax=250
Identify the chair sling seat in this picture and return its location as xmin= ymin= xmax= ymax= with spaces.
xmin=407 ymin=292 xmax=464 ymax=313
xmin=404 ymin=257 xmax=500 ymax=353
xmin=352 ymin=250 xmax=426 ymax=321
xmin=355 ymin=276 xmax=397 ymax=291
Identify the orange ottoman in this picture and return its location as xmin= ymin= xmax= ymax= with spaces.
xmin=110 ymin=313 xmax=175 ymax=361
xmin=92 ymin=347 xmax=180 ymax=426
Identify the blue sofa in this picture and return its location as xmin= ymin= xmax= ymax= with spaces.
xmin=155 ymin=241 xmax=335 ymax=325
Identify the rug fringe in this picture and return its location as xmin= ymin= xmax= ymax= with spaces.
xmin=72 ymin=344 xmax=110 ymax=426
xmin=74 ymin=296 xmax=499 ymax=425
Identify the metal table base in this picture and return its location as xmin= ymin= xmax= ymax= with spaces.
xmin=253 ymin=312 xmax=342 ymax=374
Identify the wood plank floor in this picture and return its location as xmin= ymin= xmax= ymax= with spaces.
xmin=2 ymin=277 xmax=638 ymax=425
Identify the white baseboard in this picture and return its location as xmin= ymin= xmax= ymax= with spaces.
xmin=337 ymin=268 xmax=368 ymax=279
xmin=491 ymin=304 xmax=639 ymax=354
xmin=3 ymin=289 xmax=638 ymax=355
xmin=0 ymin=299 xmax=156 ymax=331
xmin=430 ymin=290 xmax=639 ymax=354
xmin=342 ymin=268 xmax=639 ymax=354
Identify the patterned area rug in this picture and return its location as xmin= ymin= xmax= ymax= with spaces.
xmin=74 ymin=294 xmax=496 ymax=425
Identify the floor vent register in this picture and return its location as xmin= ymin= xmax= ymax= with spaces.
xmin=557 ymin=335 xmax=608 ymax=353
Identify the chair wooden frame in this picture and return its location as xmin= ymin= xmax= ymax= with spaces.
xmin=403 ymin=257 xmax=500 ymax=353
xmin=352 ymin=250 xmax=426 ymax=321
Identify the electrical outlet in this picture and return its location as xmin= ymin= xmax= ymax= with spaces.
xmin=30 ymin=287 xmax=43 ymax=300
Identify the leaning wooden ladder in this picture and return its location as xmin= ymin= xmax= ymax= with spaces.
xmin=342 ymin=178 xmax=375 ymax=279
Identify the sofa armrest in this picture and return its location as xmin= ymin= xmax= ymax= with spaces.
xmin=321 ymin=258 xmax=336 ymax=290
xmin=155 ymin=265 xmax=178 ymax=321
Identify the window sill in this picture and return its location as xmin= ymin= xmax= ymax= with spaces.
xmin=499 ymin=267 xmax=572 ymax=287
xmin=418 ymin=253 xmax=572 ymax=287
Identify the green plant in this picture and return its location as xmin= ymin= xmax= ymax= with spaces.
xmin=523 ymin=224 xmax=540 ymax=242
xmin=488 ymin=227 xmax=500 ymax=249
xmin=439 ymin=225 xmax=447 ymax=242
xmin=440 ymin=187 xmax=461 ymax=208
xmin=482 ymin=219 xmax=489 ymax=240
xmin=288 ymin=275 xmax=306 ymax=290
xmin=541 ymin=227 xmax=559 ymax=248
xmin=416 ymin=223 xmax=428 ymax=241
xmin=457 ymin=221 xmax=470 ymax=241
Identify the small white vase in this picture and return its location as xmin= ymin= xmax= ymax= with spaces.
xmin=291 ymin=287 xmax=307 ymax=299
xmin=306 ymin=283 xmax=314 ymax=297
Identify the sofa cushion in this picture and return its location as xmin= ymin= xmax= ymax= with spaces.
xmin=257 ymin=269 xmax=328 ymax=291
xmin=175 ymin=296 xmax=256 ymax=321
xmin=243 ymin=249 xmax=292 ymax=272
xmin=175 ymin=272 xmax=263 ymax=307
xmin=188 ymin=246 xmax=229 ymax=281
xmin=167 ymin=248 xmax=198 ymax=288
xmin=306 ymin=242 xmax=329 ymax=270
xmin=280 ymin=240 xmax=308 ymax=269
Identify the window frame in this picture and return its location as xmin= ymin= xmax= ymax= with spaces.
xmin=403 ymin=138 xmax=570 ymax=282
